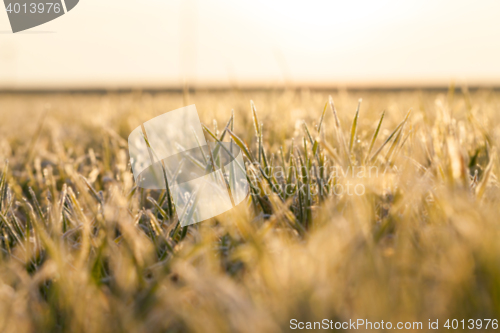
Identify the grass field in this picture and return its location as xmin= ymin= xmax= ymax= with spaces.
xmin=0 ymin=88 xmax=499 ymax=332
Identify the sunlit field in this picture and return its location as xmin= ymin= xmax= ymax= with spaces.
xmin=0 ymin=88 xmax=499 ymax=332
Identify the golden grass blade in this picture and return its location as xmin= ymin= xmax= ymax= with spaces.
xmin=317 ymin=102 xmax=328 ymax=134
xmin=0 ymin=211 xmax=25 ymax=251
xmin=476 ymin=152 xmax=496 ymax=199
xmin=251 ymin=100 xmax=261 ymax=137
xmin=329 ymin=95 xmax=349 ymax=159
xmin=317 ymin=137 xmax=342 ymax=166
xmin=329 ymin=95 xmax=341 ymax=130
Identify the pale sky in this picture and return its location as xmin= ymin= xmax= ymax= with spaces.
xmin=0 ymin=0 xmax=499 ymax=88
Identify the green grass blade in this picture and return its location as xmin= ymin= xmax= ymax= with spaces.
xmin=303 ymin=122 xmax=314 ymax=145
xmin=364 ymin=110 xmax=385 ymax=164
xmin=349 ymin=99 xmax=362 ymax=154
xmin=369 ymin=110 xmax=412 ymax=164
xmin=226 ymin=129 xmax=255 ymax=162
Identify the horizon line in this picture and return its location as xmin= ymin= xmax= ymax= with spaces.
xmin=2 ymin=83 xmax=500 ymax=94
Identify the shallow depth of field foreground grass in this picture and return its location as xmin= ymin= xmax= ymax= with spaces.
xmin=0 ymin=89 xmax=499 ymax=332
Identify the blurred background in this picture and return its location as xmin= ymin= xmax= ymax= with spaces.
xmin=1 ymin=0 xmax=500 ymax=90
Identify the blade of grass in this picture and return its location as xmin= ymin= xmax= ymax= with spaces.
xmin=250 ymin=100 xmax=261 ymax=137
xmin=303 ymin=122 xmax=314 ymax=145
xmin=364 ymin=110 xmax=385 ymax=164
xmin=317 ymin=102 xmax=328 ymax=134
xmin=476 ymin=152 xmax=496 ymax=199
xmin=226 ymin=129 xmax=255 ymax=162
xmin=349 ymin=99 xmax=362 ymax=154
xmin=369 ymin=110 xmax=412 ymax=164
xmin=329 ymin=95 xmax=349 ymax=159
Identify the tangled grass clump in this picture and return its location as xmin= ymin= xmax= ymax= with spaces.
xmin=0 ymin=89 xmax=499 ymax=332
